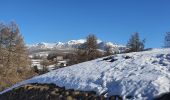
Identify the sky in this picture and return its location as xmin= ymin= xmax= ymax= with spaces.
xmin=0 ymin=0 xmax=170 ymax=48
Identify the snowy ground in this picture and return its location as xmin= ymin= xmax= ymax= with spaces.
xmin=1 ymin=48 xmax=170 ymax=100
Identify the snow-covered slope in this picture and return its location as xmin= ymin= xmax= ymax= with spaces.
xmin=1 ymin=48 xmax=170 ymax=100
xmin=28 ymin=39 xmax=125 ymax=53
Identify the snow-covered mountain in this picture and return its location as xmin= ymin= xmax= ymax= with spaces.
xmin=28 ymin=39 xmax=126 ymax=53
xmin=1 ymin=48 xmax=170 ymax=99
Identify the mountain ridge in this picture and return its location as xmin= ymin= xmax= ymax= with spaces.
xmin=28 ymin=39 xmax=126 ymax=53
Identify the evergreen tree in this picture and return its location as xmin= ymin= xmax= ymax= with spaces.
xmin=164 ymin=32 xmax=170 ymax=48
xmin=126 ymin=32 xmax=145 ymax=52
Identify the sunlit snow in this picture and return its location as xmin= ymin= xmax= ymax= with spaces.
xmin=1 ymin=48 xmax=170 ymax=100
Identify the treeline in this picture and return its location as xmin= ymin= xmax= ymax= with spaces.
xmin=38 ymin=34 xmax=115 ymax=67
xmin=127 ymin=32 xmax=170 ymax=50
xmin=35 ymin=32 xmax=170 ymax=68
xmin=67 ymin=34 xmax=105 ymax=65
xmin=69 ymin=30 xmax=170 ymax=64
xmin=67 ymin=33 xmax=145 ymax=65
xmin=0 ymin=22 xmax=35 ymax=91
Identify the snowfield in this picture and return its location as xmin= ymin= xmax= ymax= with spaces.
xmin=1 ymin=48 xmax=170 ymax=100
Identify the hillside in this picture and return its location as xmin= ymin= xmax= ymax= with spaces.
xmin=0 ymin=48 xmax=170 ymax=100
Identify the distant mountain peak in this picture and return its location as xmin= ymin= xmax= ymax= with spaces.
xmin=28 ymin=39 xmax=126 ymax=53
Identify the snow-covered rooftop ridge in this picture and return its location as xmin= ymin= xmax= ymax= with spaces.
xmin=2 ymin=48 xmax=169 ymax=99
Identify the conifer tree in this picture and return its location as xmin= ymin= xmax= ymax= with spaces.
xmin=164 ymin=32 xmax=170 ymax=48
xmin=126 ymin=32 xmax=145 ymax=52
xmin=0 ymin=22 xmax=35 ymax=91
xmin=85 ymin=34 xmax=102 ymax=60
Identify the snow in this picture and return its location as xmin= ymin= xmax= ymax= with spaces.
xmin=1 ymin=48 xmax=170 ymax=100
xmin=33 ymin=42 xmax=56 ymax=49
xmin=28 ymin=39 xmax=126 ymax=53
xmin=47 ymin=65 xmax=56 ymax=71
xmin=67 ymin=39 xmax=86 ymax=45
xmin=31 ymin=59 xmax=43 ymax=69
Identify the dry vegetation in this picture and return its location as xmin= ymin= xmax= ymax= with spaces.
xmin=0 ymin=83 xmax=123 ymax=100
xmin=0 ymin=22 xmax=36 ymax=91
xmin=68 ymin=34 xmax=105 ymax=65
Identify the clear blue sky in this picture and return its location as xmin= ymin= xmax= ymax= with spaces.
xmin=0 ymin=0 xmax=170 ymax=48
